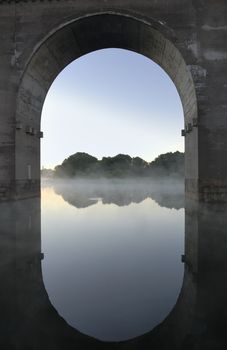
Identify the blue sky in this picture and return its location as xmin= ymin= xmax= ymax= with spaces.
xmin=41 ymin=48 xmax=184 ymax=169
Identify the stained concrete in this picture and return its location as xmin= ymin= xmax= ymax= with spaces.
xmin=0 ymin=0 xmax=227 ymax=201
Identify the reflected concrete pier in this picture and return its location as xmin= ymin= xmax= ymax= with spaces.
xmin=0 ymin=199 xmax=102 ymax=350
xmin=1 ymin=197 xmax=227 ymax=349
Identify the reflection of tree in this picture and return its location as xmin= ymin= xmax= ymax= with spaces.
xmin=55 ymin=187 xmax=98 ymax=208
xmin=150 ymin=192 xmax=184 ymax=210
xmin=53 ymin=179 xmax=184 ymax=210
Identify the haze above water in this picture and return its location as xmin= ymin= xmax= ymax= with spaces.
xmin=41 ymin=178 xmax=184 ymax=341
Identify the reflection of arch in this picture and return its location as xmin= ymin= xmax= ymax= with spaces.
xmin=1 ymin=198 xmax=227 ymax=348
xmin=14 ymin=12 xmax=198 ymax=200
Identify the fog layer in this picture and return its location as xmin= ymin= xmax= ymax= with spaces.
xmin=42 ymin=177 xmax=184 ymax=210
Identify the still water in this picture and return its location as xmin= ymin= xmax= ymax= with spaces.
xmin=41 ymin=179 xmax=184 ymax=341
xmin=1 ymin=180 xmax=227 ymax=349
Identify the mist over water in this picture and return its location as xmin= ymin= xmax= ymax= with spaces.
xmin=41 ymin=178 xmax=184 ymax=341
xmin=42 ymin=177 xmax=184 ymax=209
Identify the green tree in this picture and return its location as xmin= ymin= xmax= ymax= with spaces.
xmin=53 ymin=151 xmax=184 ymax=178
xmin=149 ymin=151 xmax=184 ymax=177
xmin=131 ymin=157 xmax=148 ymax=176
xmin=55 ymin=152 xmax=98 ymax=177
xmin=100 ymin=154 xmax=132 ymax=177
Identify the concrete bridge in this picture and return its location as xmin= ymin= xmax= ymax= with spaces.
xmin=0 ymin=0 xmax=227 ymax=201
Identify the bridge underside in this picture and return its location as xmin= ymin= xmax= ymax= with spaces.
xmin=0 ymin=0 xmax=227 ymax=201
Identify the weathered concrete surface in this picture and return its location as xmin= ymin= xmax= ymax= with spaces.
xmin=0 ymin=0 xmax=227 ymax=201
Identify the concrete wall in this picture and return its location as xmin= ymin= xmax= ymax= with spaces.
xmin=0 ymin=0 xmax=226 ymax=200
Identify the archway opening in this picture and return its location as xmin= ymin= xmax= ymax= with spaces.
xmin=40 ymin=47 xmax=185 ymax=341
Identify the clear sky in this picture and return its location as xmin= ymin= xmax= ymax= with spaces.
xmin=41 ymin=48 xmax=184 ymax=169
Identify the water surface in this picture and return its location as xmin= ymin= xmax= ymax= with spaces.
xmin=1 ymin=185 xmax=227 ymax=349
xmin=41 ymin=179 xmax=184 ymax=341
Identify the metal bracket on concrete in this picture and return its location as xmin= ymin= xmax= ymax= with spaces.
xmin=16 ymin=121 xmax=22 ymax=130
xmin=37 ymin=131 xmax=44 ymax=138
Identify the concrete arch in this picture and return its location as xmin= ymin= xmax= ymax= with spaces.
xmin=14 ymin=12 xmax=198 ymax=199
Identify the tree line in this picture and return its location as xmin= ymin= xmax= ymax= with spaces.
xmin=41 ymin=151 xmax=184 ymax=178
